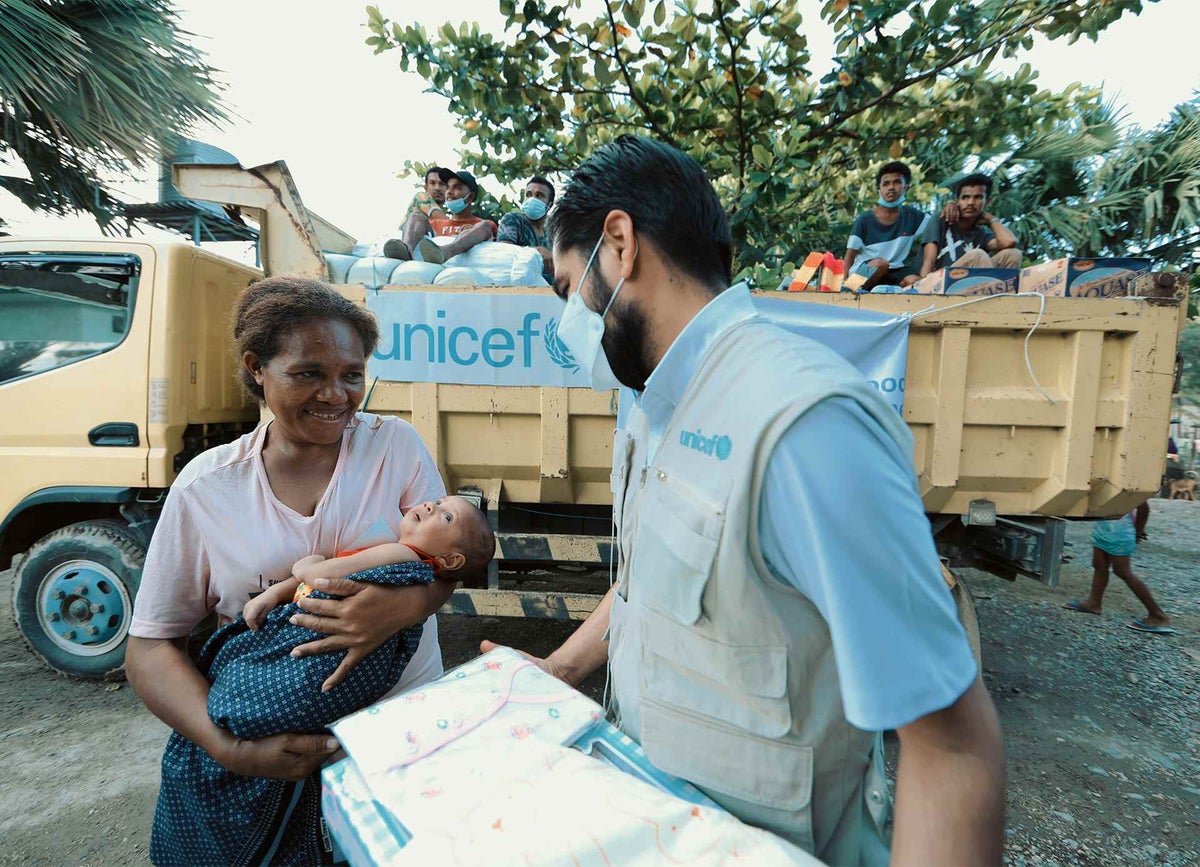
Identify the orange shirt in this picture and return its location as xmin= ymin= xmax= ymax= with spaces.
xmin=430 ymin=216 xmax=497 ymax=239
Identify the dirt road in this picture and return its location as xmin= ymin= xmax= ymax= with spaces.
xmin=1 ymin=500 xmax=1196 ymax=866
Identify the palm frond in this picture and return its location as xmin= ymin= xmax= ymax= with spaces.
xmin=0 ymin=0 xmax=226 ymax=225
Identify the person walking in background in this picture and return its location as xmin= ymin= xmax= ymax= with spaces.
xmin=1063 ymin=502 xmax=1176 ymax=635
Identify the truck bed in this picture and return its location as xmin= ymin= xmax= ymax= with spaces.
xmin=346 ymin=286 xmax=1183 ymax=520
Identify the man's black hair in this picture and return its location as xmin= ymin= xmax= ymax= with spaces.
xmin=424 ymin=165 xmax=443 ymax=182
xmin=876 ymin=161 xmax=911 ymax=187
xmin=954 ymin=173 xmax=993 ymax=197
xmin=529 ymin=175 xmax=555 ymax=203
xmin=549 ymin=135 xmax=732 ymax=289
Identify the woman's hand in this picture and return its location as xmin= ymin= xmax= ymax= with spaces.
xmin=218 ymin=732 xmax=341 ymax=781
xmin=290 ymin=578 xmax=452 ymax=691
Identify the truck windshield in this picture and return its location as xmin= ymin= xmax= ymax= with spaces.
xmin=0 ymin=253 xmax=139 ymax=385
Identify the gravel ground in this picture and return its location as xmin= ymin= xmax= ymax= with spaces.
xmin=0 ymin=499 xmax=1196 ymax=866
xmin=967 ymin=498 xmax=1200 ymax=867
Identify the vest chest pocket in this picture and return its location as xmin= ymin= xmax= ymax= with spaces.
xmin=630 ymin=470 xmax=724 ymax=626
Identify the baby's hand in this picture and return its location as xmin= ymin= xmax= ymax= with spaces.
xmin=243 ymin=593 xmax=273 ymax=631
xmin=292 ymin=554 xmax=326 ymax=583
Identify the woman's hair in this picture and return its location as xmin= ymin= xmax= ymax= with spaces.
xmin=233 ymin=276 xmax=380 ymax=401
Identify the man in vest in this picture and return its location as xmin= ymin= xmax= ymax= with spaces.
xmin=483 ymin=136 xmax=1005 ymax=865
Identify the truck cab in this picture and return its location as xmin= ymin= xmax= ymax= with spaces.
xmin=0 ymin=239 xmax=259 ymax=677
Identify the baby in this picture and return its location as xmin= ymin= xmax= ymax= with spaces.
xmin=244 ymin=495 xmax=495 ymax=628
xmin=204 ymin=495 xmax=496 ymax=741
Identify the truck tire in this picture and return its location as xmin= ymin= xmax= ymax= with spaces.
xmin=951 ymin=575 xmax=983 ymax=670
xmin=12 ymin=519 xmax=145 ymax=680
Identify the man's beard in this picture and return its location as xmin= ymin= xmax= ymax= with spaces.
xmin=588 ymin=269 xmax=653 ymax=392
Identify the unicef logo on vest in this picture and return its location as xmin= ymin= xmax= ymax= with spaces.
xmin=680 ymin=428 xmax=733 ymax=461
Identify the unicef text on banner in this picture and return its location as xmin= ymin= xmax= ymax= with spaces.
xmin=367 ymin=292 xmax=586 ymax=388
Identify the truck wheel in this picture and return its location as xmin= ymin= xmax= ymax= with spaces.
xmin=12 ymin=519 xmax=145 ymax=680
xmin=951 ymin=576 xmax=983 ymax=670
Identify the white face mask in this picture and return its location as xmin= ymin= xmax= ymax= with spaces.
xmin=555 ymin=235 xmax=628 ymax=392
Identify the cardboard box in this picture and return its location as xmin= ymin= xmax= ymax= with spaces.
xmin=913 ymin=267 xmax=1019 ymax=296
xmin=1018 ymin=257 xmax=1150 ymax=297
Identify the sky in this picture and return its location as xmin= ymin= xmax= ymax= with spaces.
xmin=3 ymin=0 xmax=1197 ymax=255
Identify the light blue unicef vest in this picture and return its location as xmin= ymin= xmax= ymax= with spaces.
xmin=608 ymin=314 xmax=913 ymax=865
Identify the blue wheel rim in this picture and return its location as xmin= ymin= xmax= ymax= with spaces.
xmin=37 ymin=559 xmax=131 ymax=657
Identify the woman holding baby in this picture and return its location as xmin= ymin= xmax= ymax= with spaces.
xmin=126 ymin=276 xmax=459 ymax=864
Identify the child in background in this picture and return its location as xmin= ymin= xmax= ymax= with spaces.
xmin=1063 ymin=502 xmax=1175 ymax=635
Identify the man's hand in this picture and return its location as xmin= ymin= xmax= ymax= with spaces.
xmin=290 ymin=579 xmax=444 ymax=692
xmin=218 ymin=732 xmax=340 ymax=781
xmin=477 ymin=587 xmax=616 ymax=689
xmin=479 ymin=639 xmax=578 ymax=687
xmin=941 ymin=201 xmax=960 ymax=224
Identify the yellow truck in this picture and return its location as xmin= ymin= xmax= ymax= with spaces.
xmin=0 ymin=161 xmax=1185 ymax=678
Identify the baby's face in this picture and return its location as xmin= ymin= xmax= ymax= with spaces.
xmin=401 ymin=496 xmax=474 ymax=560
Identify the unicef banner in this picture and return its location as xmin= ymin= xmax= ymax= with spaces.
xmin=367 ymin=291 xmax=910 ymax=413
xmin=367 ymin=291 xmax=586 ymax=387
xmin=753 ymin=297 xmax=910 ymax=415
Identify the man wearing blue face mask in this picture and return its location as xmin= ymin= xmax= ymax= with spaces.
xmin=384 ymin=168 xmax=496 ymax=264
xmin=844 ymin=161 xmax=930 ymax=291
xmin=481 ymin=136 xmax=1006 ymax=866
xmin=497 ymin=176 xmax=555 ymax=284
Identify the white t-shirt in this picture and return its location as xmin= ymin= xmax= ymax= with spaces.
xmin=131 ymin=412 xmax=448 ymax=692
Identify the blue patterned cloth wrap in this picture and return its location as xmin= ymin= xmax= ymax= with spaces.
xmin=1093 ymin=512 xmax=1137 ymax=557
xmin=150 ymin=561 xmax=435 ymax=867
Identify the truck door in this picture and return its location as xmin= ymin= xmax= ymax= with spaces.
xmin=0 ymin=249 xmax=152 ymax=507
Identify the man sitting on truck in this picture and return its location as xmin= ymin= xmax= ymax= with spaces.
xmin=844 ymin=161 xmax=930 ymax=290
xmin=384 ymin=169 xmax=497 ymax=264
xmin=497 ymin=175 xmax=555 ymax=284
xmin=404 ymin=164 xmax=448 ymax=221
xmin=918 ymin=172 xmax=1022 ymax=278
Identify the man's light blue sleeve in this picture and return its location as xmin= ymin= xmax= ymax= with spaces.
xmin=758 ymin=397 xmax=977 ymax=732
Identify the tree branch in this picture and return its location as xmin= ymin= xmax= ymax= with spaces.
xmin=527 ymin=80 xmax=630 ymax=98
xmin=801 ymin=0 xmax=1077 ymax=146
xmin=714 ymin=0 xmax=747 ymax=198
xmin=603 ymin=1 xmax=677 ymax=147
